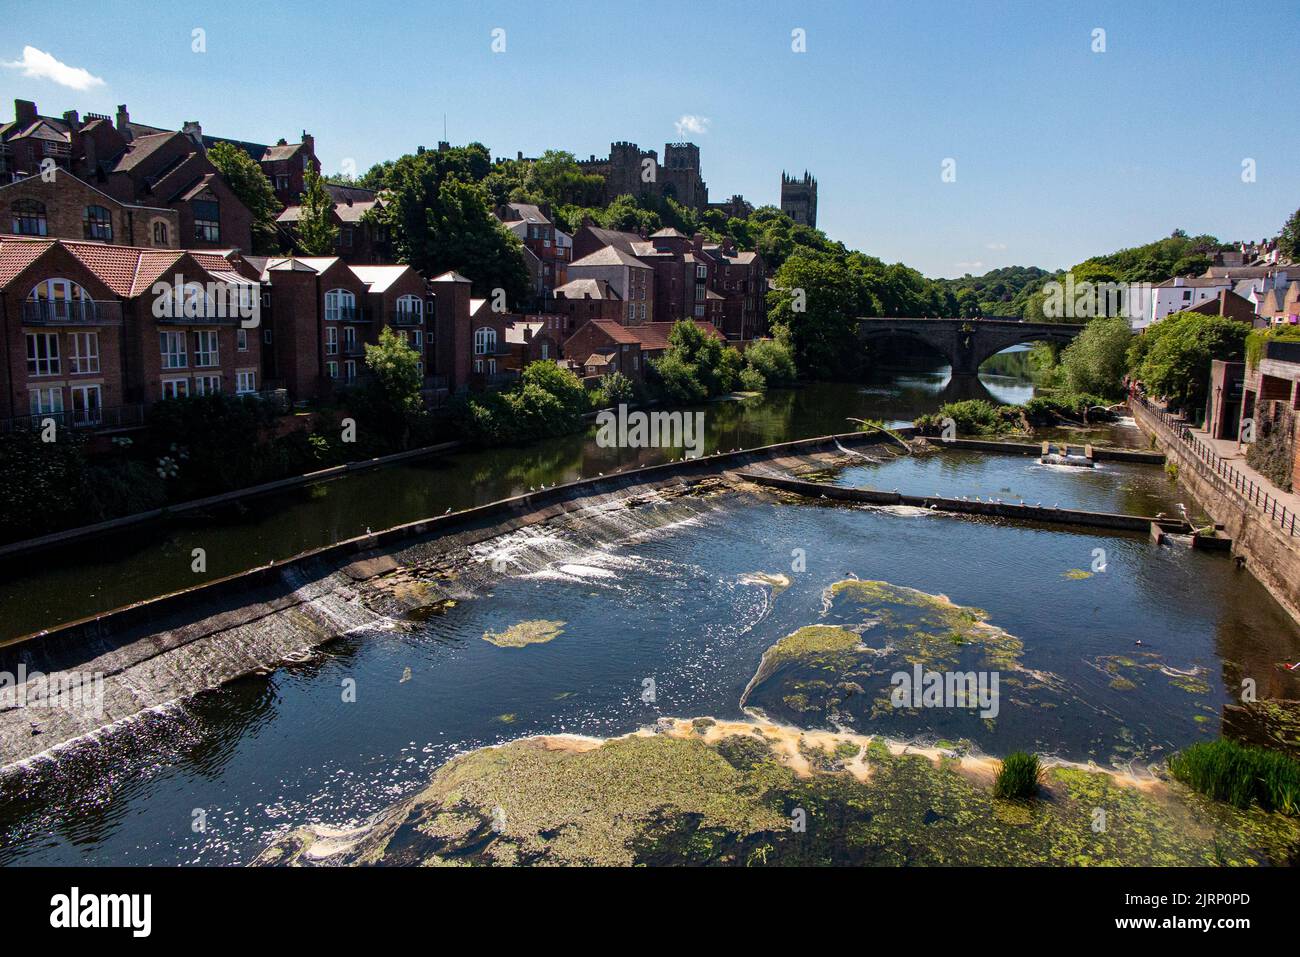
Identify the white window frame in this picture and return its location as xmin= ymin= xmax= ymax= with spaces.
xmin=344 ymin=359 xmax=357 ymax=382
xmin=194 ymin=374 xmax=222 ymax=395
xmin=26 ymin=332 xmax=60 ymax=376
xmin=160 ymin=331 xmax=187 ymax=369
xmin=161 ymin=378 xmax=189 ymax=399
xmin=70 ymin=383 xmax=101 ymax=425
xmin=474 ymin=326 xmax=497 ymax=355
xmin=70 ymin=332 xmax=99 ymax=374
xmin=325 ymin=288 xmax=356 ymax=322
xmin=327 ymin=360 xmax=339 ymax=380
xmin=194 ymin=330 xmax=219 ymax=368
xmin=396 ymin=294 xmax=423 ymax=323
xmin=325 ymin=327 xmax=339 ymax=355
xmin=28 ymin=386 xmax=63 ymax=416
xmin=236 ymin=371 xmax=256 ymax=394
xmin=237 ymin=328 xmax=248 ymax=352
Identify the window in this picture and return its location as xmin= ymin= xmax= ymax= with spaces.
xmin=160 ymin=331 xmax=187 ymax=369
xmin=327 ymin=361 xmax=339 ymax=380
xmin=303 ymin=154 xmax=311 ymax=172
xmin=325 ymin=289 xmax=355 ymax=322
xmin=161 ymin=378 xmax=189 ymax=399
xmin=275 ymin=174 xmax=289 ymax=192
xmin=70 ymin=384 xmax=101 ymax=425
xmin=29 ymin=387 xmax=63 ymax=416
xmin=416 ymin=360 xmax=424 ymax=376
xmin=70 ymin=333 xmax=99 ymax=373
xmin=696 ymin=265 xmax=707 ymax=279
xmin=694 ymin=304 xmax=705 ymax=318
xmin=12 ymin=199 xmax=47 ymax=236
xmin=83 ymin=205 xmax=113 ymax=241
xmin=695 ymin=282 xmax=706 ymax=301
xmin=194 ymin=375 xmax=221 ymax=396
xmin=412 ymin=330 xmax=423 ymax=348
xmin=26 ymin=333 xmax=60 ymax=375
xmin=343 ymin=327 xmax=357 ymax=353
xmin=192 ymin=199 xmax=220 ymax=242
xmin=325 ymin=327 xmax=338 ymax=355
xmin=236 ymin=371 xmax=256 ymax=394
xmin=27 ymin=278 xmax=94 ymax=323
xmin=344 ymin=360 xmax=357 ymax=382
xmin=194 ymin=331 xmax=219 ymax=367
xmin=396 ymin=295 xmax=422 ymax=323
xmin=474 ymin=327 xmax=497 ymax=355
xmin=153 ymin=221 xmax=169 ymax=245
xmin=474 ymin=358 xmax=483 ymax=373
xmin=237 ymin=328 xmax=248 ymax=352
xmin=340 ymin=228 xmax=353 ymax=249
xmin=540 ymin=342 xmax=549 ymax=360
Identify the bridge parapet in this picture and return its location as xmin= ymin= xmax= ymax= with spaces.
xmin=857 ymin=317 xmax=1085 ymax=374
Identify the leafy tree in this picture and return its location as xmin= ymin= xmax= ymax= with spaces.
xmin=1057 ymin=316 xmax=1131 ymax=398
xmin=742 ymin=338 xmax=798 ymax=386
xmin=296 ymin=166 xmax=339 ymax=255
xmin=1129 ymin=311 xmax=1247 ymax=413
xmin=373 ymin=149 xmax=529 ymax=302
xmin=208 ymin=141 xmax=281 ymax=254
xmin=1280 ymin=207 xmax=1300 ymax=262
xmin=454 ymin=361 xmax=588 ymax=444
xmin=768 ymin=251 xmax=868 ymax=378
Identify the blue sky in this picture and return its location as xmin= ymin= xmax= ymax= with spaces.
xmin=3 ymin=0 xmax=1298 ymax=277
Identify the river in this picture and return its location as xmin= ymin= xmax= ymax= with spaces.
xmin=2 ymin=361 xmax=1297 ymax=865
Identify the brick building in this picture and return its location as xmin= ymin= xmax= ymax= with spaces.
xmin=0 ymin=237 xmax=263 ymax=427
xmin=551 ymin=278 xmax=625 ymax=336
xmin=2 ymin=171 xmax=179 ymax=248
xmin=277 ymin=183 xmax=394 ymax=263
xmin=566 ymin=245 xmax=653 ymax=325
xmin=495 ymin=203 xmax=569 ymax=304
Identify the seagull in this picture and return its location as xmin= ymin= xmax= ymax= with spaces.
xmin=529 ymin=486 xmax=535 ymax=492
xmin=444 ymin=507 xmax=452 ymax=515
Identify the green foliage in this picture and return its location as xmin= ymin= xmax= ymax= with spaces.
xmin=1020 ymin=393 xmax=1111 ymax=424
xmin=364 ymin=327 xmax=424 ymax=416
xmin=374 ymin=146 xmax=529 ymax=303
xmin=455 ymin=361 xmax=589 ymax=445
xmin=938 ymin=266 xmax=1056 ymax=318
xmin=1279 ymin=207 xmax=1300 ymax=262
xmin=590 ymin=371 xmax=635 ymax=410
xmin=208 ymin=141 xmax=281 ymax=254
xmin=742 ymin=338 xmax=798 ymax=387
xmin=914 ymin=399 xmax=1023 ymax=436
xmin=147 ymin=392 xmax=281 ymax=497
xmin=992 ymin=751 xmax=1042 ymax=800
xmin=737 ymin=366 xmax=766 ymax=392
xmin=1245 ymin=323 xmax=1300 ymax=369
xmin=1169 ymin=739 xmax=1300 ymax=815
xmin=1057 ymin=316 xmax=1131 ymax=399
xmin=295 ymin=166 xmax=339 ymax=255
xmin=0 ymin=429 xmax=93 ymax=542
xmin=1245 ymin=407 xmax=1295 ymax=492
xmin=1129 ymin=311 xmax=1247 ymax=412
xmin=647 ymin=321 xmax=740 ymax=402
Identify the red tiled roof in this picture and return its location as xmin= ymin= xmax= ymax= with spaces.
xmin=0 ymin=238 xmax=242 ymax=298
xmin=581 ymin=319 xmax=641 ymax=345
xmin=0 ymin=238 xmax=52 ymax=287
xmin=628 ymin=321 xmax=723 ymax=351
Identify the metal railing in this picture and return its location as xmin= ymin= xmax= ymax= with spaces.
xmin=1133 ymin=394 xmax=1300 ymax=537
xmin=0 ymin=404 xmax=145 ymax=433
xmin=21 ymin=299 xmax=123 ymax=326
xmin=1264 ymin=339 xmax=1300 ymax=364
xmin=389 ymin=310 xmax=424 ymax=326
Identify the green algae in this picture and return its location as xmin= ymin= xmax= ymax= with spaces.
xmin=1063 ymin=569 xmax=1093 ymax=580
xmin=255 ymin=723 xmax=1300 ymax=867
xmin=482 ymin=619 xmax=566 ymax=648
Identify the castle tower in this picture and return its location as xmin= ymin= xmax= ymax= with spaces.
xmin=780 ymin=171 xmax=818 ymax=228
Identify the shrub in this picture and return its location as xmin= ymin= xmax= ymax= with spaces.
xmin=1168 ymin=739 xmax=1300 ymax=814
xmin=738 ymin=366 xmax=767 ymax=392
xmin=992 ymin=751 xmax=1042 ymax=800
xmin=590 ymin=371 xmax=635 ymax=410
xmin=454 ymin=360 xmax=589 ymax=445
xmin=743 ymin=338 xmax=798 ymax=387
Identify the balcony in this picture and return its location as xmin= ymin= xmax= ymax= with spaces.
xmin=1 ymin=403 xmax=145 ymax=433
xmin=389 ymin=310 xmax=424 ymax=327
xmin=327 ymin=306 xmax=368 ymax=323
xmin=21 ymin=299 xmax=123 ymax=326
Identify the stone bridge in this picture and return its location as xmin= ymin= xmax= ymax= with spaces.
xmin=858 ymin=317 xmax=1085 ymax=375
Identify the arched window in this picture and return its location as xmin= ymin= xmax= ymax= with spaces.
xmin=83 ymin=205 xmax=113 ymax=241
xmin=396 ymin=294 xmax=422 ymax=323
xmin=153 ymin=220 xmax=169 ymax=246
xmin=26 ymin=278 xmax=93 ymax=323
xmin=12 ymin=199 xmax=47 ymax=236
xmin=325 ymin=288 xmax=356 ymax=322
xmin=474 ymin=327 xmax=497 ymax=355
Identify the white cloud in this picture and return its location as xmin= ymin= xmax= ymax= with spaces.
xmin=985 ymin=242 xmax=1008 ymax=251
xmin=3 ymin=46 xmax=105 ymax=91
xmin=955 ymin=261 xmax=986 ymax=272
xmin=674 ymin=114 xmax=710 ymax=137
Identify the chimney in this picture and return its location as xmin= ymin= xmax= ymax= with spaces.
xmin=62 ymin=110 xmax=80 ymax=131
xmin=182 ymin=120 xmax=203 ymax=146
xmin=14 ymin=99 xmax=37 ymax=127
xmin=115 ymin=104 xmax=130 ymax=137
xmin=301 ymin=130 xmax=314 ymax=156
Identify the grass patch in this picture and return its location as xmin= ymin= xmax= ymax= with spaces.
xmin=1168 ymin=739 xmax=1300 ymax=815
xmin=993 ymin=751 xmax=1042 ymax=800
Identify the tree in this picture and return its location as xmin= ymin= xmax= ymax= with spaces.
xmin=207 ymin=141 xmax=281 ymax=254
xmin=1280 ymin=207 xmax=1300 ymax=262
xmin=768 ymin=251 xmax=868 ymax=378
xmin=373 ymin=150 xmax=529 ymax=303
xmin=296 ymin=167 xmax=339 ymax=255
xmin=1130 ymin=311 xmax=1247 ymax=413
xmin=1057 ymin=316 xmax=1131 ymax=398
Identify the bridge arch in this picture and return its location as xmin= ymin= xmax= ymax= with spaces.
xmin=858 ymin=318 xmax=1084 ymax=376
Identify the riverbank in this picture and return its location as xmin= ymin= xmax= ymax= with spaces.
xmin=1132 ymin=398 xmax=1300 ymax=626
